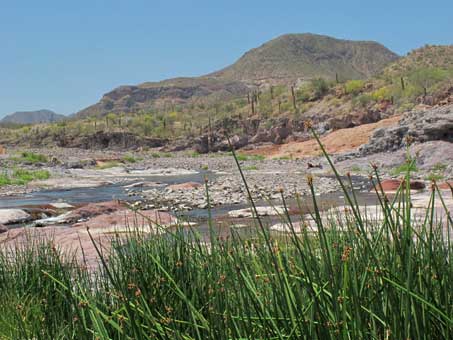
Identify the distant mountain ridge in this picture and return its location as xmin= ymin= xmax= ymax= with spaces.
xmin=76 ymin=33 xmax=399 ymax=117
xmin=209 ymin=33 xmax=399 ymax=83
xmin=1 ymin=110 xmax=66 ymax=125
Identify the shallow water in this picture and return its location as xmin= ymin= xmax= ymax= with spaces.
xmin=0 ymin=171 xmax=379 ymax=225
xmin=0 ymin=171 xmax=213 ymax=209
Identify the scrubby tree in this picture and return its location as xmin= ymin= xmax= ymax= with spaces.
xmin=408 ymin=67 xmax=447 ymax=96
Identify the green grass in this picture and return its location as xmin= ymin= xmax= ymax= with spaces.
xmin=243 ymin=165 xmax=258 ymax=171
xmin=0 ymin=169 xmax=50 ymax=186
xmin=12 ymin=151 xmax=48 ymax=164
xmin=391 ymin=161 xmax=418 ymax=176
xmin=0 ymin=132 xmax=452 ymax=339
xmin=426 ymin=172 xmax=444 ymax=181
xmin=122 ymin=154 xmax=141 ymax=163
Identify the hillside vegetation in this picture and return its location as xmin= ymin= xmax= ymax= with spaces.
xmin=2 ymin=43 xmax=453 ymax=152
xmin=210 ymin=33 xmax=398 ymax=83
xmin=75 ymin=33 xmax=398 ymax=118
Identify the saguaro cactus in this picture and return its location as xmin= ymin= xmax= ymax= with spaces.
xmin=291 ymin=86 xmax=297 ymax=111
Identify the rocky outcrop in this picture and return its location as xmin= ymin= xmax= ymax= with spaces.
xmin=69 ymin=132 xmax=167 ymax=150
xmin=0 ymin=209 xmax=176 ymax=269
xmin=360 ymin=105 xmax=453 ymax=154
xmin=0 ymin=224 xmax=7 ymax=233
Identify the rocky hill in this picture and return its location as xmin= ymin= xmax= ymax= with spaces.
xmin=209 ymin=33 xmax=399 ymax=84
xmin=0 ymin=109 xmax=66 ymax=125
xmin=76 ymin=33 xmax=398 ymax=118
xmin=77 ymin=77 xmax=249 ymax=118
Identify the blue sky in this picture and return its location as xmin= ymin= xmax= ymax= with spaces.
xmin=1 ymin=0 xmax=452 ymax=117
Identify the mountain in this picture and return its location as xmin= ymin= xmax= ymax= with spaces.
xmin=1 ymin=110 xmax=66 ymax=125
xmin=77 ymin=77 xmax=249 ymax=118
xmin=209 ymin=33 xmax=399 ymax=84
xmin=382 ymin=44 xmax=453 ymax=78
xmin=76 ymin=33 xmax=399 ymax=117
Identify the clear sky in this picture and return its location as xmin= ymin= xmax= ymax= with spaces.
xmin=1 ymin=0 xmax=452 ymax=117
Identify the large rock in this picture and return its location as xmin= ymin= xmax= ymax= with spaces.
xmin=361 ymin=105 xmax=453 ymax=154
xmin=228 ymin=206 xmax=285 ymax=218
xmin=62 ymin=201 xmax=125 ymax=224
xmin=271 ymin=127 xmax=291 ymax=144
xmin=250 ymin=131 xmax=272 ymax=144
xmin=0 ymin=209 xmax=32 ymax=225
xmin=372 ymin=179 xmax=426 ymax=193
xmin=0 ymin=209 xmax=176 ymax=270
xmin=73 ymin=209 xmax=176 ymax=230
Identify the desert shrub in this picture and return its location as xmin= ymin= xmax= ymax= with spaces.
xmin=18 ymin=151 xmax=48 ymax=164
xmin=353 ymin=94 xmax=374 ymax=108
xmin=344 ymin=79 xmax=365 ymax=95
xmin=408 ymin=67 xmax=448 ymax=94
xmin=371 ymin=86 xmax=393 ymax=101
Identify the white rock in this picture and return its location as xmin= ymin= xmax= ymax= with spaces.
xmin=0 ymin=209 xmax=32 ymax=225
xmin=228 ymin=206 xmax=285 ymax=218
xmin=49 ymin=202 xmax=74 ymax=209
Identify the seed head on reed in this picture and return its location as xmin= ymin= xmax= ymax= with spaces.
xmin=303 ymin=120 xmax=313 ymax=130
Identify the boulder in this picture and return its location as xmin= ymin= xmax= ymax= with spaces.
xmin=0 ymin=209 xmax=176 ymax=270
xmin=373 ymin=179 xmax=426 ymax=193
xmin=229 ymin=135 xmax=249 ymax=149
xmin=228 ymin=206 xmax=285 ymax=218
xmin=271 ymin=127 xmax=291 ymax=144
xmin=361 ymin=104 xmax=453 ymax=155
xmin=250 ymin=131 xmax=272 ymax=144
xmin=194 ymin=135 xmax=209 ymax=154
xmin=0 ymin=209 xmax=32 ymax=225
xmin=64 ymin=158 xmax=96 ymax=169
xmin=73 ymin=209 xmax=176 ymax=230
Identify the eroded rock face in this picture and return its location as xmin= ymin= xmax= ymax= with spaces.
xmin=0 ymin=209 xmax=32 ymax=225
xmin=361 ymin=105 xmax=453 ymax=154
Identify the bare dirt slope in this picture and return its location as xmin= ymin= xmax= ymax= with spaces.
xmin=247 ymin=116 xmax=400 ymax=159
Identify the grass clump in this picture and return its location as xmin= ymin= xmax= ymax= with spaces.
xmin=122 ymin=154 xmax=140 ymax=163
xmin=0 ymin=169 xmax=50 ymax=186
xmin=391 ymin=160 xmax=418 ymax=175
xmin=15 ymin=151 xmax=48 ymax=164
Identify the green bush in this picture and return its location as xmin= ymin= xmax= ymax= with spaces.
xmin=371 ymin=86 xmax=392 ymax=101
xmin=0 ymin=169 xmax=50 ymax=186
xmin=353 ymin=94 xmax=374 ymax=108
xmin=18 ymin=151 xmax=48 ymax=164
xmin=344 ymin=79 xmax=365 ymax=95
